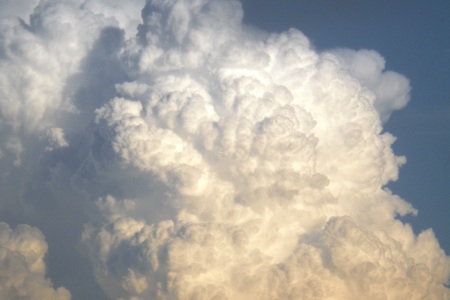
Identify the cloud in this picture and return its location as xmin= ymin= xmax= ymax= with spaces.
xmin=82 ymin=197 xmax=448 ymax=299
xmin=44 ymin=127 xmax=69 ymax=151
xmin=0 ymin=222 xmax=71 ymax=300
xmin=330 ymin=48 xmax=410 ymax=122
xmin=0 ymin=0 xmax=448 ymax=299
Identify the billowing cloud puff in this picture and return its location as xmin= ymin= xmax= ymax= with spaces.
xmin=0 ymin=0 xmax=448 ymax=299
xmin=0 ymin=222 xmax=70 ymax=300
xmin=83 ymin=197 xmax=449 ymax=299
xmin=331 ymin=49 xmax=410 ymax=122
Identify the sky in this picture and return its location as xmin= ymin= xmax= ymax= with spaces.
xmin=0 ymin=1 xmax=449 ymax=300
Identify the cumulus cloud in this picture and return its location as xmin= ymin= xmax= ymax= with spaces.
xmin=83 ymin=196 xmax=449 ymax=300
xmin=0 ymin=0 xmax=448 ymax=299
xmin=0 ymin=222 xmax=70 ymax=300
xmin=331 ymin=48 xmax=411 ymax=122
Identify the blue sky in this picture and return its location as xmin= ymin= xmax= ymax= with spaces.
xmin=242 ymin=0 xmax=450 ymax=254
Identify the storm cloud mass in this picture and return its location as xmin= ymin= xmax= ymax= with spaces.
xmin=0 ymin=0 xmax=449 ymax=299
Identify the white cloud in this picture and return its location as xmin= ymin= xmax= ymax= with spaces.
xmin=83 ymin=196 xmax=449 ymax=299
xmin=0 ymin=222 xmax=71 ymax=300
xmin=331 ymin=48 xmax=411 ymax=122
xmin=0 ymin=0 xmax=448 ymax=299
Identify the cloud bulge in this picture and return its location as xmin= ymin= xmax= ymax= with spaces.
xmin=0 ymin=0 xmax=448 ymax=299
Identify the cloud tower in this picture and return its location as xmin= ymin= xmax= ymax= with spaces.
xmin=0 ymin=0 xmax=448 ymax=299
